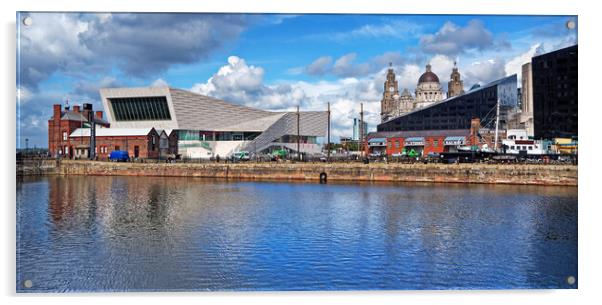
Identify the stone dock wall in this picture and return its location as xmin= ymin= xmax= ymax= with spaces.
xmin=53 ymin=160 xmax=577 ymax=186
xmin=16 ymin=159 xmax=60 ymax=176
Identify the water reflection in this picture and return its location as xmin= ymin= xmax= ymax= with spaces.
xmin=17 ymin=176 xmax=577 ymax=291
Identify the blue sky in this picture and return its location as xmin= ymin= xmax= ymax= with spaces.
xmin=17 ymin=13 xmax=577 ymax=147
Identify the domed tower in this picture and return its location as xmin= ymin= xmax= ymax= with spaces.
xmin=447 ymin=61 xmax=465 ymax=98
xmin=415 ymin=64 xmax=444 ymax=109
xmin=380 ymin=63 xmax=400 ymax=122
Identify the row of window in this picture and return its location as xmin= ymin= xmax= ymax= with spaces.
xmin=388 ymin=140 xmax=440 ymax=148
xmin=510 ymin=145 xmax=537 ymax=151
xmin=110 ymin=96 xmax=172 ymax=121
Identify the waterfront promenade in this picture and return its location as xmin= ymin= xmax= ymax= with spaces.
xmin=19 ymin=159 xmax=577 ymax=186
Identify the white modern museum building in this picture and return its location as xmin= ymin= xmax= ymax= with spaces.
xmin=99 ymin=87 xmax=328 ymax=159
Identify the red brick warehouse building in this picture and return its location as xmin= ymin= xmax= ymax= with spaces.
xmin=69 ymin=128 xmax=166 ymax=160
xmin=48 ymin=102 xmax=169 ymax=159
xmin=48 ymin=103 xmax=109 ymax=158
xmin=366 ymin=118 xmax=504 ymax=157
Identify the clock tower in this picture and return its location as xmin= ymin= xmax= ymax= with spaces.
xmin=381 ymin=63 xmax=399 ymax=122
xmin=447 ymin=61 xmax=465 ymax=98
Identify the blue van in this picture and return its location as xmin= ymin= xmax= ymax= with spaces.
xmin=109 ymin=150 xmax=130 ymax=162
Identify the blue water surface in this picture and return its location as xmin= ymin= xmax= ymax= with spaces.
xmin=16 ymin=176 xmax=577 ymax=292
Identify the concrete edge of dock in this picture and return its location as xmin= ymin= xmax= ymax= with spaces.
xmin=18 ymin=159 xmax=578 ymax=187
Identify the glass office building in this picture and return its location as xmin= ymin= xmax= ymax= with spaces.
xmin=532 ymin=44 xmax=578 ymax=139
xmin=377 ymin=74 xmax=518 ymax=132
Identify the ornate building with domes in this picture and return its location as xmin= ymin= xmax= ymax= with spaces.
xmin=380 ymin=63 xmax=417 ymax=122
xmin=379 ymin=62 xmax=466 ymax=122
xmin=415 ymin=64 xmax=444 ymax=108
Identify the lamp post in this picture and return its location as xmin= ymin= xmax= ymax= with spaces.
xmin=297 ymin=105 xmax=301 ymax=161
xmin=327 ymin=102 xmax=331 ymax=162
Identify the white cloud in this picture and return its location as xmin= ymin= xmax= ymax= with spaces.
xmin=372 ymin=51 xmax=404 ymax=67
xmin=19 ymin=13 xmax=250 ymax=90
xmin=396 ymin=64 xmax=421 ymax=91
xmin=309 ymin=20 xmax=423 ymax=42
xmin=429 ymin=54 xmax=455 ymax=82
xmin=20 ymin=13 xmax=93 ymax=89
xmin=192 ymin=56 xmax=302 ymax=110
xmin=305 ymin=56 xmax=332 ymax=76
xmin=420 ymin=19 xmax=501 ymax=56
xmin=505 ymin=44 xmax=541 ymax=83
xmin=286 ymin=66 xmax=305 ymax=76
xmin=332 ymin=53 xmax=370 ymax=78
xmin=190 ymin=56 xmax=386 ymax=138
xmin=73 ymin=76 xmax=122 ymax=99
xmin=304 ymin=51 xmax=408 ymax=78
xmin=464 ymin=59 xmax=507 ymax=88
xmin=17 ymin=86 xmax=33 ymax=105
xmin=151 ymin=78 xmax=169 ymax=87
xmin=192 ymin=56 xmax=264 ymax=99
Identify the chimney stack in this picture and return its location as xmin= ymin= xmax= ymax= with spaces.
xmin=53 ymin=104 xmax=61 ymax=119
xmin=95 ymin=111 xmax=103 ymax=119
xmin=73 ymin=105 xmax=80 ymax=113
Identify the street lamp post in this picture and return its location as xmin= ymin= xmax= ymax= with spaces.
xmin=297 ymin=105 xmax=301 ymax=161
xmin=327 ymin=102 xmax=331 ymax=162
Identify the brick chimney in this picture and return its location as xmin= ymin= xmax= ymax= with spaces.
xmin=469 ymin=117 xmax=481 ymax=146
xmin=73 ymin=105 xmax=80 ymax=113
xmin=53 ymin=104 xmax=62 ymax=119
xmin=95 ymin=111 xmax=103 ymax=119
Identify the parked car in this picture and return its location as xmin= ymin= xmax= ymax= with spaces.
xmin=109 ymin=150 xmax=130 ymax=162
xmin=232 ymin=151 xmax=251 ymax=161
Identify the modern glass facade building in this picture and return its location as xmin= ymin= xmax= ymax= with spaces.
xmin=377 ymin=74 xmax=518 ymax=132
xmin=532 ymin=44 xmax=578 ymax=139
xmin=100 ymin=87 xmax=328 ymax=159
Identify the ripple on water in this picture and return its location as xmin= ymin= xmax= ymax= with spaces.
xmin=17 ymin=176 xmax=577 ymax=291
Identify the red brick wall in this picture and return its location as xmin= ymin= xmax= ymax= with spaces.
xmin=385 ymin=136 xmax=446 ymax=156
xmin=48 ymin=108 xmax=85 ymax=158
xmin=386 ymin=138 xmax=405 ymax=155
xmin=70 ymin=134 xmax=160 ymax=160
xmin=48 ymin=104 xmax=107 ymax=158
xmin=423 ymin=136 xmax=445 ymax=155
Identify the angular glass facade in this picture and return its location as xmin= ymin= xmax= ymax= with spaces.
xmin=378 ymin=75 xmax=518 ymax=132
xmin=109 ymin=96 xmax=172 ymax=121
xmin=532 ymin=45 xmax=578 ymax=139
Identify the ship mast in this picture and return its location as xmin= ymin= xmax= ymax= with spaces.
xmin=494 ymin=98 xmax=500 ymax=152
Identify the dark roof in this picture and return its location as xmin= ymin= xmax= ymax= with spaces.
xmin=367 ymin=129 xmax=470 ymax=139
xmin=55 ymin=111 xmax=110 ymax=126
xmin=61 ymin=111 xmax=86 ymax=121
xmin=418 ymin=71 xmax=440 ymax=83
